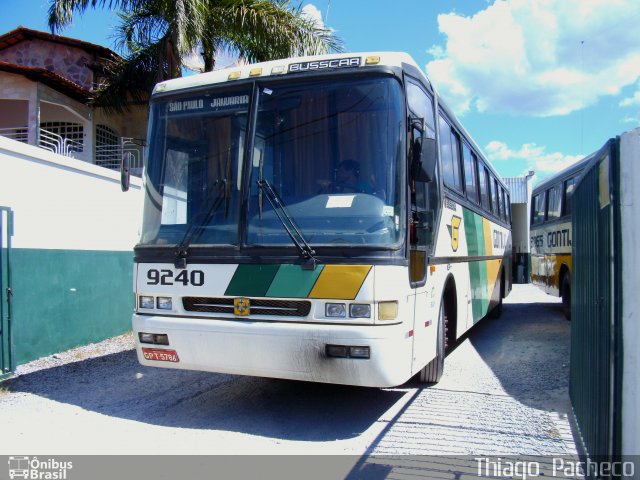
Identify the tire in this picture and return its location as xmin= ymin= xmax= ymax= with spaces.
xmin=561 ymin=273 xmax=571 ymax=320
xmin=419 ymin=301 xmax=446 ymax=384
xmin=488 ymin=270 xmax=503 ymax=318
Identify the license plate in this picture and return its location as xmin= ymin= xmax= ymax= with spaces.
xmin=142 ymin=348 xmax=180 ymax=363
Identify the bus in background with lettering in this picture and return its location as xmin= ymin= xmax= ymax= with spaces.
xmin=131 ymin=52 xmax=512 ymax=387
xmin=530 ymin=156 xmax=591 ymax=319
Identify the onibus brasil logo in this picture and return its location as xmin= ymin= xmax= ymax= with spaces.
xmin=8 ymin=456 xmax=73 ymax=479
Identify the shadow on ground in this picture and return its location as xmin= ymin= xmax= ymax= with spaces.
xmin=465 ymin=299 xmax=571 ymax=413
xmin=5 ymin=350 xmax=404 ymax=441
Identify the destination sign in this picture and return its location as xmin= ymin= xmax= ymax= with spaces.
xmin=288 ymin=57 xmax=361 ymax=73
xmin=165 ymin=94 xmax=250 ymax=115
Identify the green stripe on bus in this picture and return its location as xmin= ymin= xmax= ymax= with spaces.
xmin=266 ymin=264 xmax=324 ymax=298
xmin=225 ymin=264 xmax=280 ymax=297
xmin=470 ymin=260 xmax=489 ymax=323
xmin=463 ymin=208 xmax=485 ymax=257
xmin=463 ymin=208 xmax=490 ymax=322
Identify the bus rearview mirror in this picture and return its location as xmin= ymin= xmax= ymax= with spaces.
xmin=413 ymin=137 xmax=436 ymax=183
xmin=121 ymin=152 xmax=131 ymax=192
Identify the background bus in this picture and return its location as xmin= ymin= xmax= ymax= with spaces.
xmin=131 ymin=52 xmax=512 ymax=387
xmin=530 ymin=156 xmax=591 ymax=318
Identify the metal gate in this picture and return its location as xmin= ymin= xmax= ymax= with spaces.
xmin=0 ymin=206 xmax=14 ymax=380
xmin=570 ymin=139 xmax=623 ymax=472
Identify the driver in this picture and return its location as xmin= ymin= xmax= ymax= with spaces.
xmin=323 ymin=159 xmax=372 ymax=194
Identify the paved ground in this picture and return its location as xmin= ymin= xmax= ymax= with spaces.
xmin=0 ymin=284 xmax=577 ymax=465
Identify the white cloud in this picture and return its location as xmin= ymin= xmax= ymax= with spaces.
xmin=426 ymin=0 xmax=640 ymax=116
xmin=620 ymin=91 xmax=640 ymax=108
xmin=302 ymin=3 xmax=325 ymax=27
xmin=182 ymin=48 xmax=244 ymax=73
xmin=486 ymin=140 xmax=583 ymax=174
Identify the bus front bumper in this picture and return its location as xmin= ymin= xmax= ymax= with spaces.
xmin=132 ymin=313 xmax=413 ymax=388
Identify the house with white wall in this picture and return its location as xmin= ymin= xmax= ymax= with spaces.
xmin=0 ymin=26 xmax=147 ymax=172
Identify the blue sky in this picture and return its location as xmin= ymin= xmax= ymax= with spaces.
xmin=2 ymin=0 xmax=639 ymax=183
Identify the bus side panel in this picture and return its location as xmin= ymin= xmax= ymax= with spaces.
xmin=429 ymin=201 xmax=512 ymax=346
xmin=530 ymin=219 xmax=572 ymax=297
xmin=374 ymin=265 xmax=425 ymax=378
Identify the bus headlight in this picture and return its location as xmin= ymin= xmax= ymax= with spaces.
xmin=349 ymin=304 xmax=371 ymax=318
xmin=139 ymin=296 xmax=154 ymax=309
xmin=157 ymin=297 xmax=173 ymax=310
xmin=326 ymin=303 xmax=346 ymax=317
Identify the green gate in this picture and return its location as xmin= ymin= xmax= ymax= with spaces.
xmin=570 ymin=138 xmax=623 ymax=473
xmin=0 ymin=206 xmax=14 ymax=380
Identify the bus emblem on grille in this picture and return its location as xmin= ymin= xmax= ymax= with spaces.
xmin=234 ymin=298 xmax=250 ymax=316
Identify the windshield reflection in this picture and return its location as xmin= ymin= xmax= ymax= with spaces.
xmin=248 ymin=77 xmax=404 ymax=247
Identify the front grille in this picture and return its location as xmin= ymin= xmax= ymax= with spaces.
xmin=182 ymin=297 xmax=312 ymax=317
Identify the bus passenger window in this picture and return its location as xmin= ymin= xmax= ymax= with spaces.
xmin=532 ymin=192 xmax=547 ymax=224
xmin=439 ymin=115 xmax=463 ymax=192
xmin=463 ymin=143 xmax=478 ymax=203
xmin=491 ymin=178 xmax=499 ymax=215
xmin=547 ymin=185 xmax=562 ymax=220
xmin=563 ymin=176 xmax=577 ymax=216
xmin=478 ymin=164 xmax=490 ymax=211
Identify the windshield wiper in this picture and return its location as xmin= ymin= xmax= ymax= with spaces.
xmin=257 ymin=179 xmax=318 ymax=270
xmin=174 ymin=180 xmax=227 ymax=268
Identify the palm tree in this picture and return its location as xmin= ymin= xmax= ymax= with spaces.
xmin=48 ymin=0 xmax=342 ymax=111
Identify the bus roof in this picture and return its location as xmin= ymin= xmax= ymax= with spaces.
xmin=152 ymin=52 xmax=420 ymax=96
xmin=532 ymin=152 xmax=595 ymax=194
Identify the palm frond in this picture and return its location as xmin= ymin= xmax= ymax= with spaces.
xmin=48 ymin=0 xmax=145 ymax=32
xmin=202 ymin=0 xmax=343 ymax=69
xmin=92 ymin=39 xmax=167 ymax=114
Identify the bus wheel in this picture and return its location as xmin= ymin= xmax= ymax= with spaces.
xmin=419 ymin=301 xmax=446 ymax=384
xmin=561 ymin=273 xmax=571 ymax=320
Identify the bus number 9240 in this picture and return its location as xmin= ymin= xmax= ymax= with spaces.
xmin=146 ymin=269 xmax=205 ymax=286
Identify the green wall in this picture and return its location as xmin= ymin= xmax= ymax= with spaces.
xmin=10 ymin=248 xmax=133 ymax=365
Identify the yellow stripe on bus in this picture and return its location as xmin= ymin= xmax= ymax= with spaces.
xmin=309 ymin=265 xmax=372 ymax=300
xmin=483 ymin=218 xmax=493 ymax=256
xmin=485 ymin=259 xmax=502 ymax=300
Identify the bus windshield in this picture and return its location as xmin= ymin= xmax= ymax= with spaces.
xmin=140 ymin=75 xmax=405 ymax=250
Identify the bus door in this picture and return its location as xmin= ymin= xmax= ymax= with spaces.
xmin=0 ymin=206 xmax=14 ymax=380
xmin=407 ymin=79 xmax=438 ymax=373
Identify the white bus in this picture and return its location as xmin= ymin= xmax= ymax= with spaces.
xmin=132 ymin=52 xmax=512 ymax=387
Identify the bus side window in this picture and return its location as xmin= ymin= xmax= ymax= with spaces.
xmin=438 ymin=115 xmax=463 ymax=192
xmin=500 ymin=187 xmax=507 ymax=222
xmin=506 ymin=193 xmax=511 ymax=223
xmin=547 ymin=185 xmax=562 ymax=220
xmin=478 ymin=163 xmax=490 ymax=211
xmin=563 ymin=176 xmax=577 ymax=216
xmin=491 ymin=177 xmax=499 ymax=215
xmin=532 ymin=192 xmax=547 ymax=224
xmin=406 ymin=81 xmax=435 ymax=136
xmin=463 ymin=142 xmax=478 ymax=203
